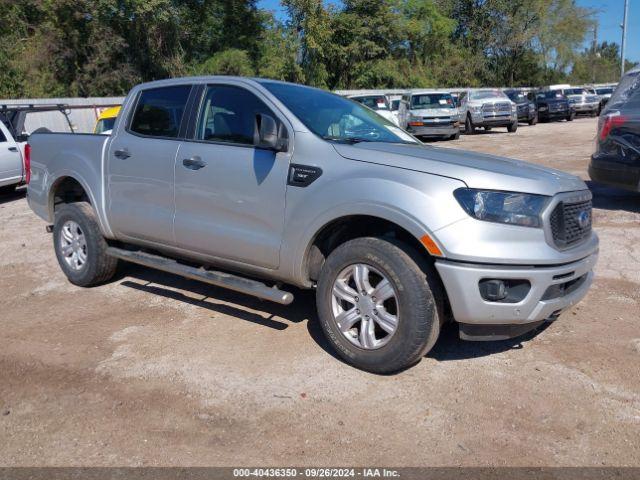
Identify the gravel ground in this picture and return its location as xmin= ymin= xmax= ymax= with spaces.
xmin=0 ymin=117 xmax=639 ymax=467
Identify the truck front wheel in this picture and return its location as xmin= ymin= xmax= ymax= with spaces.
xmin=53 ymin=202 xmax=118 ymax=287
xmin=316 ymin=237 xmax=442 ymax=373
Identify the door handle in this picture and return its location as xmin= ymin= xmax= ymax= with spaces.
xmin=8 ymin=146 xmax=18 ymax=152
xmin=182 ymin=157 xmax=206 ymax=170
xmin=114 ymin=149 xmax=131 ymax=160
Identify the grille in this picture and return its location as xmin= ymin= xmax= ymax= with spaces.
xmin=422 ymin=116 xmax=453 ymax=126
xmin=549 ymin=103 xmax=567 ymax=112
xmin=549 ymin=199 xmax=592 ymax=248
xmin=482 ymin=102 xmax=511 ymax=114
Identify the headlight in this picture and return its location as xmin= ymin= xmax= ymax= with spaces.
xmin=454 ymin=189 xmax=549 ymax=228
xmin=529 ymin=102 xmax=536 ymax=111
xmin=511 ymin=103 xmax=517 ymax=112
xmin=539 ymin=106 xmax=548 ymax=111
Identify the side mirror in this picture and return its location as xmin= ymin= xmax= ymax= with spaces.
xmin=255 ymin=114 xmax=288 ymax=152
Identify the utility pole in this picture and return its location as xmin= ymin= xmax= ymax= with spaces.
xmin=592 ymin=24 xmax=598 ymax=83
xmin=621 ymin=0 xmax=629 ymax=78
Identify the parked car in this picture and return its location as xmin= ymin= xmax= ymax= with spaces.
xmin=401 ymin=90 xmax=460 ymax=140
xmin=504 ymin=89 xmax=537 ymax=125
xmin=0 ymin=104 xmax=74 ymax=194
xmin=347 ymin=94 xmax=399 ymax=125
xmin=554 ymin=87 xmax=600 ymax=117
xmin=595 ymin=86 xmax=615 ymax=113
xmin=27 ymin=77 xmax=598 ymax=373
xmin=589 ymin=68 xmax=640 ymax=192
xmin=535 ymin=91 xmax=574 ymax=122
xmin=388 ymin=94 xmax=404 ymax=126
xmin=94 ymin=106 xmax=121 ymax=135
xmin=458 ymin=89 xmax=518 ymax=134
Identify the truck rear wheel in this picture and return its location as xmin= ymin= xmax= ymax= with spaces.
xmin=53 ymin=202 xmax=117 ymax=287
xmin=316 ymin=237 xmax=442 ymax=373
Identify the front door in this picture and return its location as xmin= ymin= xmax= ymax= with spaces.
xmin=107 ymin=84 xmax=192 ymax=245
xmin=0 ymin=122 xmax=22 ymax=186
xmin=173 ymin=84 xmax=290 ymax=269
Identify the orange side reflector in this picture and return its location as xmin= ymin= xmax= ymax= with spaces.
xmin=420 ymin=234 xmax=443 ymax=257
xmin=408 ymin=121 xmax=424 ymax=127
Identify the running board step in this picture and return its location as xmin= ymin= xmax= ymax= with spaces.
xmin=106 ymin=247 xmax=294 ymax=305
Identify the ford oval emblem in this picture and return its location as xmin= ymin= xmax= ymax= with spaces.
xmin=576 ymin=210 xmax=590 ymax=229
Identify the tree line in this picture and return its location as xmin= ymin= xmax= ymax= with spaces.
xmin=0 ymin=0 xmax=634 ymax=99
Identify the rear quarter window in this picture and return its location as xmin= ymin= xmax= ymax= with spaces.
xmin=129 ymin=85 xmax=191 ymax=138
xmin=607 ymin=71 xmax=640 ymax=111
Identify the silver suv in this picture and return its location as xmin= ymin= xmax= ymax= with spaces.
xmin=26 ymin=77 xmax=598 ymax=373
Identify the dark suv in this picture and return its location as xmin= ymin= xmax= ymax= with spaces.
xmin=535 ymin=90 xmax=574 ymax=122
xmin=589 ymin=68 xmax=640 ymax=192
xmin=504 ymin=89 xmax=537 ymax=125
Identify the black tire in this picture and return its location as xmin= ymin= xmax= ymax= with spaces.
xmin=507 ymin=121 xmax=518 ymax=133
xmin=465 ymin=114 xmax=476 ymax=134
xmin=53 ymin=202 xmax=118 ymax=287
xmin=566 ymin=111 xmax=575 ymax=122
xmin=450 ymin=131 xmax=460 ymax=140
xmin=528 ymin=115 xmax=538 ymax=126
xmin=484 ymin=126 xmax=492 ymax=131
xmin=316 ymin=237 xmax=442 ymax=374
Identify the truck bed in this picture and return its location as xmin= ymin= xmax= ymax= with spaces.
xmin=27 ymin=133 xmax=109 ymax=227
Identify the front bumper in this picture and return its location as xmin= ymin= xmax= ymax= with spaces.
xmin=589 ymin=156 xmax=640 ymax=192
xmin=471 ymin=113 xmax=516 ymax=127
xmin=571 ymin=102 xmax=599 ymax=113
xmin=408 ymin=124 xmax=459 ymax=137
xmin=435 ymin=251 xmax=598 ymax=325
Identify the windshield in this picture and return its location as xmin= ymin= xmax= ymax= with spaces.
xmin=538 ymin=91 xmax=565 ymax=100
xmin=261 ymin=82 xmax=418 ymax=144
xmin=564 ymin=88 xmax=587 ymax=96
xmin=410 ymin=93 xmax=454 ymax=109
xmin=390 ymin=99 xmax=400 ymax=111
xmin=95 ymin=117 xmax=116 ymax=134
xmin=596 ymin=87 xmax=613 ymax=95
xmin=469 ymin=90 xmax=507 ymax=101
xmin=351 ymin=96 xmax=390 ymax=111
xmin=505 ymin=91 xmax=526 ymax=102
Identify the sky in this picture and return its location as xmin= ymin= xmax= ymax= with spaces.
xmin=257 ymin=0 xmax=638 ymax=66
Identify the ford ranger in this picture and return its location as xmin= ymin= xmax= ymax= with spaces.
xmin=26 ymin=77 xmax=599 ymax=373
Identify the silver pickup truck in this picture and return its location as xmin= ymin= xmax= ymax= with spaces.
xmin=27 ymin=77 xmax=598 ymax=373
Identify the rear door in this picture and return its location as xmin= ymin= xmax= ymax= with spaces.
xmin=173 ymin=83 xmax=290 ymax=269
xmin=107 ymin=84 xmax=193 ymax=245
xmin=0 ymin=122 xmax=22 ymax=186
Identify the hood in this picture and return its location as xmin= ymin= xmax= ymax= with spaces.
xmin=538 ymin=97 xmax=567 ymax=105
xmin=332 ymin=142 xmax=586 ymax=197
xmin=468 ymin=97 xmax=513 ymax=106
xmin=410 ymin=108 xmax=458 ymax=117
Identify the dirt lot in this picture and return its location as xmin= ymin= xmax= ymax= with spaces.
xmin=1 ymin=117 xmax=639 ymax=467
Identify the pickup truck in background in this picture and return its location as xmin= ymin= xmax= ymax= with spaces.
xmin=458 ymin=89 xmax=519 ymax=134
xmin=0 ymin=104 xmax=74 ymax=194
xmin=535 ymin=91 xmax=575 ymax=123
xmin=27 ymin=77 xmax=599 ymax=373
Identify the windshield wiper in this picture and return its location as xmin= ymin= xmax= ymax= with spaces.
xmin=322 ymin=136 xmax=374 ymax=144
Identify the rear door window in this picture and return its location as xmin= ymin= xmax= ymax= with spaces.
xmin=129 ymin=85 xmax=191 ymax=138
